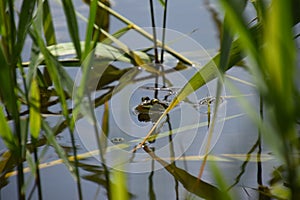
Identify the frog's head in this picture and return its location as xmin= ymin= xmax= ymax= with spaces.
xmin=150 ymin=99 xmax=159 ymax=104
xmin=141 ymin=96 xmax=150 ymax=102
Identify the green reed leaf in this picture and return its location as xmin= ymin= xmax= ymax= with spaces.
xmin=71 ymin=52 xmax=94 ymax=127
xmin=219 ymin=0 xmax=258 ymax=62
xmin=100 ymin=102 xmax=109 ymax=154
xmin=111 ymin=168 xmax=129 ymax=200
xmin=102 ymin=26 xmax=132 ymax=45
xmin=15 ymin=0 xmax=36 ymax=57
xmin=29 ymin=78 xmax=41 ymax=139
xmin=43 ymin=0 xmax=57 ymax=45
xmin=32 ymin=7 xmax=71 ymax=120
xmin=0 ymin=151 xmax=13 ymax=176
xmin=100 ymin=29 xmax=145 ymax=66
xmin=0 ymin=47 xmax=19 ymax=124
xmin=61 ymin=0 xmax=81 ymax=59
xmin=83 ymin=0 xmax=98 ymax=58
xmin=42 ymin=121 xmax=75 ymax=175
xmin=263 ymin=0 xmax=296 ymax=101
xmin=0 ymin=106 xmax=16 ymax=150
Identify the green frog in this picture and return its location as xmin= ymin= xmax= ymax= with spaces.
xmin=134 ymin=96 xmax=168 ymax=122
xmin=135 ymin=96 xmax=168 ymax=114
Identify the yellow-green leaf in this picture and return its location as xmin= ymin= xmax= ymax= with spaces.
xmin=29 ymin=78 xmax=41 ymax=139
xmin=0 ymin=107 xmax=16 ymax=150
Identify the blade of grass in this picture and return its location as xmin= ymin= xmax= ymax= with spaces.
xmin=83 ymin=0 xmax=110 ymax=42
xmin=29 ymin=78 xmax=41 ymax=139
xmin=197 ymin=13 xmax=234 ymax=179
xmin=263 ymin=0 xmax=299 ymax=197
xmin=100 ymin=101 xmax=109 ymax=155
xmin=100 ymin=29 xmax=144 ymax=66
xmin=43 ymin=0 xmax=57 ymax=45
xmin=7 ymin=0 xmax=16 ymax=60
xmin=1 ymin=1 xmax=25 ymax=199
xmin=0 ymin=0 xmax=11 ymax=57
xmin=100 ymin=29 xmax=160 ymax=74
xmin=0 ymin=105 xmax=16 ymax=150
xmin=41 ymin=121 xmax=75 ymax=174
xmin=71 ymin=51 xmax=95 ymax=128
xmin=111 ymin=168 xmax=129 ymax=200
xmin=83 ymin=0 xmax=98 ymax=59
xmin=61 ymin=0 xmax=81 ymax=59
xmin=102 ymin=26 xmax=132 ymax=45
xmin=218 ymin=0 xmax=258 ymax=62
xmin=15 ymin=0 xmax=36 ymax=57
xmin=33 ymin=3 xmax=83 ymax=198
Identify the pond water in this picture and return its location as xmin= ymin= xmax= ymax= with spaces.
xmin=0 ymin=0 xmax=280 ymax=199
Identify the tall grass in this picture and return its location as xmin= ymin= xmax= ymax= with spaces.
xmin=216 ymin=0 xmax=300 ymax=199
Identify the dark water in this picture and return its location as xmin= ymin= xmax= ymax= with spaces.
xmin=0 ymin=1 xmax=278 ymax=199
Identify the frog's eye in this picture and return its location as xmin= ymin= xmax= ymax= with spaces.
xmin=142 ymin=96 xmax=150 ymax=101
xmin=151 ymin=99 xmax=159 ymax=104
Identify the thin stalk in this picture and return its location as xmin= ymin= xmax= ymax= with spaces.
xmin=257 ymin=95 xmax=263 ymax=186
xmin=68 ymin=128 xmax=83 ymax=200
xmin=227 ymin=139 xmax=260 ymax=191
xmin=160 ymin=64 xmax=166 ymax=88
xmin=154 ymin=74 xmax=159 ymax=98
xmin=8 ymin=0 xmax=24 ymax=197
xmin=32 ymin=138 xmax=43 ymax=200
xmin=87 ymin=95 xmax=111 ymax=199
xmin=96 ymin=1 xmax=193 ymax=65
xmin=148 ymin=148 xmax=156 ymax=200
xmin=149 ymin=0 xmax=160 ymax=97
xmin=197 ymin=80 xmax=223 ymax=180
xmin=160 ymin=0 xmax=168 ymax=63
xmin=19 ymin=61 xmax=43 ymax=200
xmin=166 ymin=115 xmax=179 ymax=200
xmin=149 ymin=0 xmax=159 ymax=64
